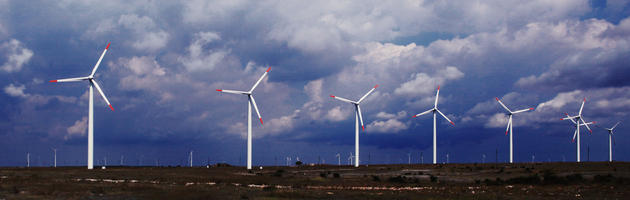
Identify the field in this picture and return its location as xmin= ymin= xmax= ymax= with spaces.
xmin=1 ymin=162 xmax=629 ymax=199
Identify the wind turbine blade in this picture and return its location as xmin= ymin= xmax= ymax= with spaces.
xmin=572 ymin=129 xmax=577 ymax=142
xmin=612 ymin=121 xmax=621 ymax=130
xmin=216 ymin=89 xmax=249 ymax=95
xmin=505 ymin=115 xmax=512 ymax=135
xmin=579 ymin=98 xmax=585 ymax=116
xmin=90 ymin=79 xmax=113 ymax=111
xmin=434 ymin=85 xmax=440 ymax=108
xmin=50 ymin=77 xmax=90 ymax=82
xmin=357 ymin=105 xmax=364 ymax=131
xmin=90 ymin=43 xmax=110 ymax=77
xmin=357 ymin=85 xmax=378 ymax=103
xmin=612 ymin=133 xmax=616 ymax=146
xmin=512 ymin=107 xmax=534 ymax=114
xmin=250 ymin=67 xmax=271 ymax=92
xmin=580 ymin=118 xmax=592 ymax=133
xmin=249 ymin=95 xmax=263 ymax=125
xmin=562 ymin=113 xmax=577 ymax=124
xmin=412 ymin=108 xmax=434 ymax=118
xmin=495 ymin=97 xmax=512 ymax=113
xmin=330 ymin=95 xmax=356 ymax=104
xmin=436 ymin=109 xmax=454 ymax=125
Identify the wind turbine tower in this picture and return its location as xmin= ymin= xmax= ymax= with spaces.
xmin=412 ymin=85 xmax=455 ymax=164
xmin=50 ymin=43 xmax=114 ymax=169
xmin=561 ymin=98 xmax=594 ymax=162
xmin=495 ymin=97 xmax=534 ymax=163
xmin=603 ymin=122 xmax=620 ymax=162
xmin=330 ymin=85 xmax=378 ymax=167
xmin=217 ymin=67 xmax=270 ymax=170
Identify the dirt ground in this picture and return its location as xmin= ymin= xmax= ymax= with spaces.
xmin=0 ymin=162 xmax=628 ymax=199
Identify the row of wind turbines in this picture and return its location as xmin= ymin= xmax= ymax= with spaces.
xmin=50 ymin=43 xmax=621 ymax=170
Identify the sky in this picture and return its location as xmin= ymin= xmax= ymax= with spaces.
xmin=1 ymin=0 xmax=630 ymax=167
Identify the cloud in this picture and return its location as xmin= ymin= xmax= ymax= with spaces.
xmin=0 ymin=39 xmax=33 ymax=73
xmin=512 ymin=18 xmax=630 ymax=93
xmin=394 ymin=66 xmax=464 ymax=96
xmin=325 ymin=106 xmax=350 ymax=122
xmin=367 ymin=119 xmax=408 ymax=133
xmin=65 ymin=117 xmax=87 ymax=139
xmin=3 ymin=83 xmax=27 ymax=98
xmin=179 ymin=32 xmax=231 ymax=72
xmin=84 ymin=14 xmax=169 ymax=52
xmin=367 ymin=111 xmax=410 ymax=133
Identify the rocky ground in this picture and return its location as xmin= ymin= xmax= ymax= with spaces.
xmin=0 ymin=162 xmax=628 ymax=199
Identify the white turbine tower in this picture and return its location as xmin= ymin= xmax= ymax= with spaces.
xmin=216 ymin=67 xmax=270 ymax=170
xmin=50 ymin=43 xmax=114 ymax=170
xmin=495 ymin=97 xmax=534 ymax=163
xmin=330 ymin=85 xmax=378 ymax=167
xmin=561 ymin=98 xmax=594 ymax=162
xmin=602 ymin=122 xmax=620 ymax=162
xmin=412 ymin=85 xmax=454 ymax=164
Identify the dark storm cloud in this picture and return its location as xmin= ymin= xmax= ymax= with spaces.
xmin=1 ymin=0 xmax=630 ymax=165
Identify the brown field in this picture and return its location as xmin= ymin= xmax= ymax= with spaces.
xmin=1 ymin=162 xmax=629 ymax=199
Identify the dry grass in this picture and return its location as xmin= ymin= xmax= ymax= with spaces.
xmin=0 ymin=162 xmax=628 ymax=199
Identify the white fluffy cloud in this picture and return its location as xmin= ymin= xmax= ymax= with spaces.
xmin=179 ymin=32 xmax=231 ymax=72
xmin=3 ymin=83 xmax=27 ymax=98
xmin=65 ymin=117 xmax=87 ymax=139
xmin=0 ymin=39 xmax=33 ymax=72
xmin=367 ymin=111 xmax=410 ymax=133
xmin=394 ymin=66 xmax=464 ymax=96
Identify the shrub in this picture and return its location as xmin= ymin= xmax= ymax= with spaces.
xmin=388 ymin=176 xmax=406 ymax=183
xmin=333 ymin=173 xmax=340 ymax=178
xmin=371 ymin=175 xmax=381 ymax=182
xmin=430 ymin=175 xmax=438 ymax=183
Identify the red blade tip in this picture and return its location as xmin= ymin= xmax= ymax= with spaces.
xmin=216 ymin=89 xmax=222 ymax=92
xmin=330 ymin=95 xmax=335 ymax=98
xmin=362 ymin=126 xmax=365 ymax=131
xmin=259 ymin=118 xmax=263 ymax=125
xmin=49 ymin=80 xmax=57 ymax=83
xmin=437 ymin=85 xmax=440 ymax=90
xmin=450 ymin=121 xmax=455 ymax=125
xmin=592 ymin=121 xmax=596 ymax=124
xmin=374 ymin=84 xmax=379 ymax=88
xmin=560 ymin=118 xmax=564 ymax=120
xmin=266 ymin=67 xmax=271 ymax=72
xmin=529 ymin=108 xmax=534 ymax=110
xmin=583 ymin=97 xmax=586 ymax=102
xmin=106 ymin=43 xmax=110 ymax=50
xmin=505 ymin=131 xmax=508 ymax=135
xmin=495 ymin=97 xmax=499 ymax=101
xmin=108 ymin=104 xmax=114 ymax=111
xmin=412 ymin=115 xmax=417 ymax=118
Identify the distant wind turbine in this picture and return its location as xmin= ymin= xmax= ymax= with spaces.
xmin=330 ymin=85 xmax=378 ymax=167
xmin=51 ymin=148 xmax=57 ymax=168
xmin=602 ymin=122 xmax=620 ymax=162
xmin=495 ymin=97 xmax=534 ymax=163
xmin=50 ymin=43 xmax=114 ymax=169
xmin=412 ymin=85 xmax=455 ymax=164
xmin=217 ymin=67 xmax=270 ymax=170
xmin=561 ymin=98 xmax=594 ymax=162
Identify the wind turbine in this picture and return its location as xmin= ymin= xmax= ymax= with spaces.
xmin=335 ymin=153 xmax=340 ymax=166
xmin=495 ymin=97 xmax=534 ymax=163
xmin=602 ymin=122 xmax=620 ymax=162
xmin=330 ymin=85 xmax=378 ymax=167
xmin=52 ymin=148 xmax=57 ymax=168
xmin=50 ymin=43 xmax=114 ymax=170
xmin=412 ymin=85 xmax=454 ymax=164
xmin=216 ymin=67 xmax=270 ymax=170
xmin=561 ymin=98 xmax=594 ymax=162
